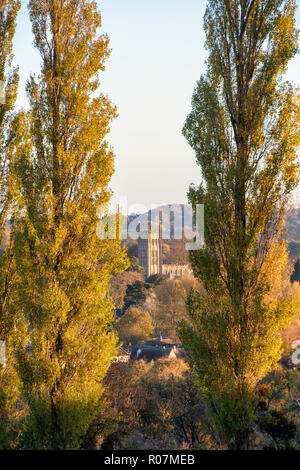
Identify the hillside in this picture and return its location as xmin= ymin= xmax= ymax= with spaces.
xmin=125 ymin=204 xmax=300 ymax=263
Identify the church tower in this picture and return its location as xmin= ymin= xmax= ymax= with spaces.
xmin=138 ymin=218 xmax=162 ymax=278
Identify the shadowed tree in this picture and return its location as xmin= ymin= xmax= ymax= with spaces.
xmin=0 ymin=0 xmax=22 ymax=449
xmin=154 ymin=279 xmax=189 ymax=341
xmin=179 ymin=0 xmax=300 ymax=450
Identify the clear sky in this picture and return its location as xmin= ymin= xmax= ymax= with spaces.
xmin=13 ymin=0 xmax=300 ymax=210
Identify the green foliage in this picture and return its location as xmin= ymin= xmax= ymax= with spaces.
xmin=259 ymin=410 xmax=297 ymax=449
xmin=127 ymin=256 xmax=145 ymax=275
xmin=146 ymin=274 xmax=165 ymax=286
xmin=117 ymin=307 xmax=154 ymax=345
xmin=254 ymin=366 xmax=300 ymax=449
xmin=0 ymin=0 xmax=20 ymax=228
xmin=179 ymin=0 xmax=300 ymax=450
xmin=13 ymin=0 xmax=128 ymax=449
xmin=0 ymin=0 xmax=22 ymax=450
xmin=103 ymin=359 xmax=216 ymax=450
xmin=123 ymin=280 xmax=150 ymax=311
xmin=286 ymin=208 xmax=300 ymax=258
xmin=0 ymin=333 xmax=23 ymax=450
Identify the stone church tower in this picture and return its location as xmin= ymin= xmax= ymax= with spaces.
xmin=138 ymin=227 xmax=162 ymax=278
xmin=137 ymin=212 xmax=193 ymax=280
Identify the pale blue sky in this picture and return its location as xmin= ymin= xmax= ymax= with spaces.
xmin=13 ymin=0 xmax=300 ymax=209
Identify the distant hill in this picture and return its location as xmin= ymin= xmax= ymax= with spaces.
xmin=126 ymin=204 xmax=300 ymax=263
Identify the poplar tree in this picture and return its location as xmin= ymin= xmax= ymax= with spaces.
xmin=0 ymin=0 xmax=21 ymax=449
xmin=179 ymin=0 xmax=300 ymax=449
xmin=14 ymin=0 xmax=128 ymax=449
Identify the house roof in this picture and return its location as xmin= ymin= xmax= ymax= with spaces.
xmin=126 ymin=345 xmax=177 ymax=362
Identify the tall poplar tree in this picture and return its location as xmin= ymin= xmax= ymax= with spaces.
xmin=0 ymin=0 xmax=21 ymax=449
xmin=179 ymin=0 xmax=300 ymax=449
xmin=14 ymin=0 xmax=128 ymax=449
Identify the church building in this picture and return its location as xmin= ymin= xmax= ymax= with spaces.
xmin=138 ymin=224 xmax=193 ymax=279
